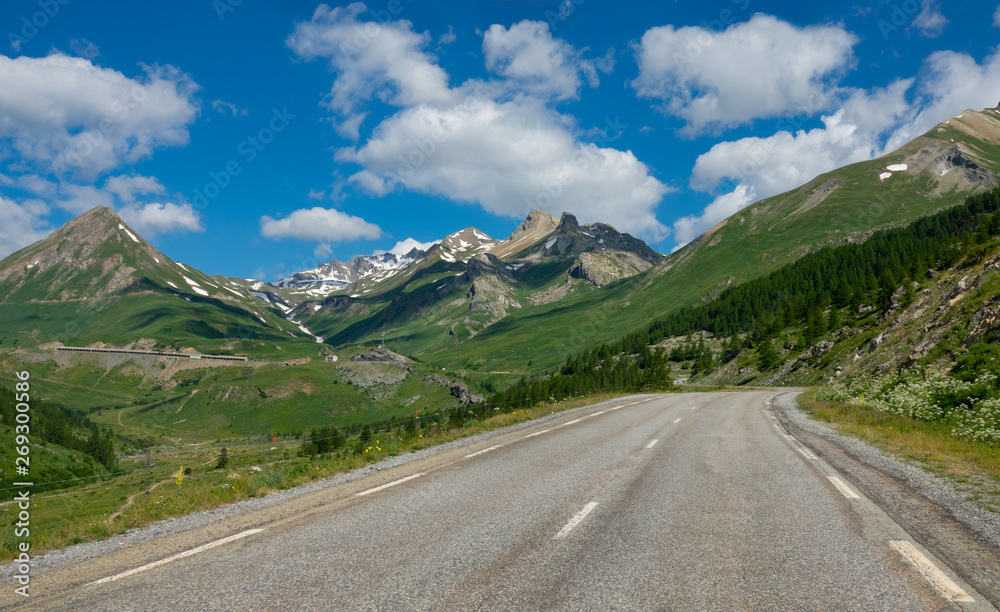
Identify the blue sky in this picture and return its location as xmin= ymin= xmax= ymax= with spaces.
xmin=1 ymin=0 xmax=999 ymax=280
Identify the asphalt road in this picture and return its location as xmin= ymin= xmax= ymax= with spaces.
xmin=9 ymin=392 xmax=998 ymax=610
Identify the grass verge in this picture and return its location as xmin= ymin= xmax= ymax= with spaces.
xmin=797 ymin=389 xmax=1000 ymax=513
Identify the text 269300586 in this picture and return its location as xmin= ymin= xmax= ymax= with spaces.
xmin=12 ymin=370 xmax=32 ymax=598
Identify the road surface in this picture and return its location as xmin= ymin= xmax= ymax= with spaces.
xmin=8 ymin=391 xmax=998 ymax=610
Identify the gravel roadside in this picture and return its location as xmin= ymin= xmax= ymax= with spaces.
xmin=774 ymin=390 xmax=1000 ymax=550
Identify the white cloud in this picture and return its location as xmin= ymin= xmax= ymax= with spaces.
xmin=632 ymin=15 xmax=858 ymax=134
xmin=260 ymin=207 xmax=382 ymax=242
xmin=0 ymin=173 xmax=58 ymax=198
xmin=672 ymin=184 xmax=755 ymax=248
xmin=0 ymin=196 xmax=50 ymax=258
xmin=119 ymin=202 xmax=204 ymax=236
xmin=41 ymin=179 xmax=203 ymax=236
xmin=483 ymin=20 xmax=612 ymax=101
xmin=286 ymin=3 xmax=453 ymax=119
xmin=340 ymin=95 xmax=670 ymax=239
xmin=103 ymin=174 xmax=166 ymax=203
xmin=308 ymin=189 xmax=326 ymax=200
xmin=57 ymin=183 xmax=115 ymax=214
xmin=0 ymin=53 xmax=204 ymax=247
xmin=69 ymin=39 xmax=100 ymax=60
xmin=0 ymin=53 xmax=200 ymax=178
xmin=349 ymin=169 xmax=393 ymax=196
xmin=379 ymin=237 xmax=439 ymax=257
xmin=913 ymin=1 xmax=948 ymax=37
xmin=211 ymin=99 xmax=247 ymax=117
xmin=439 ymin=26 xmax=456 ymax=46
xmin=291 ymin=7 xmax=668 ymax=240
xmin=314 ymin=243 xmax=334 ymax=259
xmin=334 ymin=112 xmax=369 ymax=140
xmin=994 ymin=5 xmax=1000 ymax=28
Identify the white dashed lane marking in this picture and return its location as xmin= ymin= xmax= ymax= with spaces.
xmin=889 ymin=540 xmax=975 ymax=603
xmin=356 ymin=473 xmax=425 ymax=497
xmin=465 ymin=445 xmax=503 ymax=459
xmin=554 ymin=502 xmax=599 ymax=540
xmin=828 ymin=476 xmax=860 ymax=500
xmin=524 ymin=429 xmax=551 ymax=439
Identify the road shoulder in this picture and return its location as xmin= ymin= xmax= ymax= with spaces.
xmin=773 ymin=390 xmax=1000 ymax=608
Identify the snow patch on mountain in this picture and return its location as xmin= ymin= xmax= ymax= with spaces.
xmin=381 ymin=237 xmax=439 ymax=257
xmin=272 ymin=247 xmax=426 ymax=290
xmin=118 ymin=223 xmax=140 ymax=243
xmin=286 ymin=314 xmax=323 ymax=343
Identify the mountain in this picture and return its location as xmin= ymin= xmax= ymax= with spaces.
xmin=515 ymin=212 xmax=663 ymax=287
xmin=0 ymin=207 xmax=318 ymax=355
xmin=272 ymin=248 xmax=429 ymax=295
xmin=486 ymin=210 xmax=560 ymax=259
xmin=287 ymin=211 xmax=665 ymax=355
xmin=431 ymin=108 xmax=1000 ymax=372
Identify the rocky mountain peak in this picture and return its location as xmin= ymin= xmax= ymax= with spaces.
xmin=511 ymin=210 xmax=558 ymax=239
xmin=0 ymin=205 xmax=148 ymax=275
xmin=556 ymin=212 xmax=580 ymax=233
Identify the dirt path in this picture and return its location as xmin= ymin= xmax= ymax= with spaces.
xmin=175 ymin=390 xmax=197 ymax=413
xmin=107 ymin=477 xmax=173 ymax=524
xmin=115 ymin=406 xmax=148 ymax=438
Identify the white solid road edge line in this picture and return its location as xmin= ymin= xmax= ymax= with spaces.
xmin=828 ymin=476 xmax=860 ymax=499
xmin=646 ymin=439 xmax=659 ymax=449
xmin=889 ymin=540 xmax=975 ymax=603
xmin=564 ymin=418 xmax=582 ymax=425
xmin=87 ymin=529 xmax=265 ymax=587
xmin=465 ymin=444 xmax=503 ymax=459
xmin=355 ymin=473 xmax=425 ymax=497
xmin=554 ymin=502 xmax=599 ymax=540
